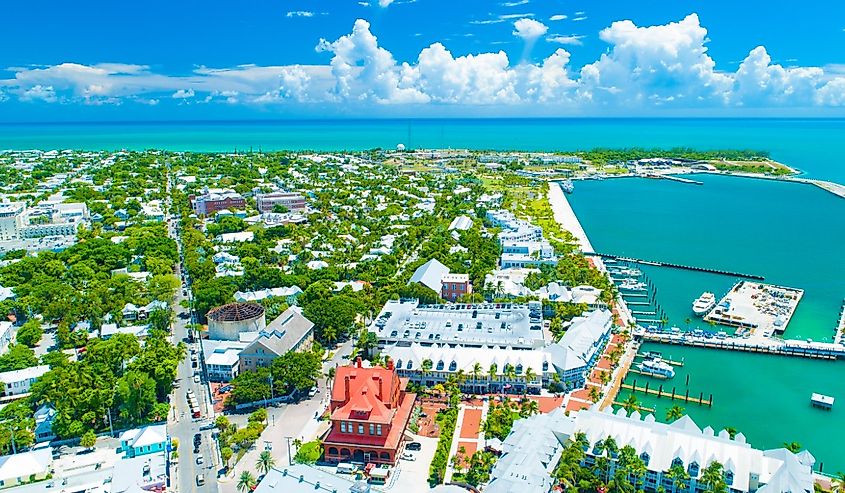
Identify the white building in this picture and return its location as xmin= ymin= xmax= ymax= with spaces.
xmin=0 ymin=365 xmax=50 ymax=397
xmin=0 ymin=202 xmax=25 ymax=241
xmin=203 ymin=340 xmax=248 ymax=382
xmin=0 ymin=448 xmax=52 ymax=488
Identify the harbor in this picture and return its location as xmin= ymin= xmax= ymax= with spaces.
xmin=565 ymin=173 xmax=845 ymax=473
xmin=703 ymin=281 xmax=804 ymax=338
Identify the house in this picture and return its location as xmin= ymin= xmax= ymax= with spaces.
xmin=119 ymin=424 xmax=168 ymax=458
xmin=34 ymin=404 xmax=57 ymax=443
xmin=99 ymin=323 xmax=149 ymax=340
xmin=203 ymin=340 xmax=248 ymax=382
xmin=121 ymin=300 xmax=167 ymax=322
xmin=239 ymin=307 xmax=315 ymax=374
xmin=322 ymin=358 xmax=416 ymax=465
xmin=0 ymin=322 xmax=14 ymax=353
xmin=216 ymin=231 xmax=254 ymax=243
xmin=0 ymin=448 xmax=52 ymax=489
xmin=234 ymin=286 xmax=303 ymax=305
xmin=0 ymin=365 xmax=50 ymax=397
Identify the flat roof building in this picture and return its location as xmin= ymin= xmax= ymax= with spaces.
xmin=256 ymin=191 xmax=306 ymax=213
xmin=370 ymin=299 xmax=545 ymax=350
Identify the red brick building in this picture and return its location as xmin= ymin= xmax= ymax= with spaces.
xmin=189 ymin=189 xmax=246 ymax=215
xmin=322 ymin=358 xmax=416 ymax=465
xmin=440 ymin=273 xmax=472 ymax=301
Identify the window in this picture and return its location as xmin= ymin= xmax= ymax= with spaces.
xmin=688 ymin=462 xmax=700 ymax=477
xmin=449 ymin=361 xmax=457 ymax=371
xmin=341 ymin=422 xmax=347 ymax=433
xmin=515 ymin=364 xmax=523 ymax=374
xmin=376 ymin=425 xmax=382 ymax=435
xmin=640 ymin=452 xmax=650 ymax=466
xmin=369 ymin=424 xmax=375 ymax=435
xmin=358 ymin=424 xmax=364 ymax=434
xmin=436 ymin=360 xmax=444 ymax=371
xmin=725 ymin=470 xmax=734 ymax=486
xmin=672 ymin=457 xmax=684 ymax=469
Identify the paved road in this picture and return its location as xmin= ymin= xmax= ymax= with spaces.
xmin=166 ymin=185 xmax=220 ymax=493
xmin=218 ymin=339 xmax=353 ymax=493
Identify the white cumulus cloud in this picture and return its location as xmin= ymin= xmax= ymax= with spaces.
xmin=512 ymin=18 xmax=548 ymax=40
xmin=172 ymin=89 xmax=195 ymax=99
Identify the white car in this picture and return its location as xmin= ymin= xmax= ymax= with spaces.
xmin=196 ymin=454 xmax=204 ymax=465
xmin=193 ymin=375 xmax=200 ymax=384
xmin=400 ymin=452 xmax=416 ymax=461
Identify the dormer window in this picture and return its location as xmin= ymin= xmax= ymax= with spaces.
xmin=672 ymin=457 xmax=684 ymax=469
xmin=688 ymin=461 xmax=699 ymax=477
xmin=406 ymin=361 xmax=413 ymax=370
xmin=436 ymin=360 xmax=444 ymax=371
xmin=542 ymin=361 xmax=549 ymax=371
xmin=515 ymin=364 xmax=523 ymax=374
xmin=725 ymin=469 xmax=734 ymax=486
xmin=448 ymin=361 xmax=457 ymax=372
xmin=639 ymin=452 xmax=650 ymax=466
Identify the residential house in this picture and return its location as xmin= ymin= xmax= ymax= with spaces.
xmin=119 ymin=424 xmax=168 ymax=459
xmin=0 ymin=448 xmax=52 ymax=489
xmin=34 ymin=404 xmax=57 ymax=443
xmin=0 ymin=365 xmax=50 ymax=397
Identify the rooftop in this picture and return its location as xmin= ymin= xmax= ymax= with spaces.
xmin=370 ymin=299 xmax=544 ymax=349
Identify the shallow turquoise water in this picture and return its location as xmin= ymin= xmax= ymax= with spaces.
xmin=569 ymin=175 xmax=845 ymax=473
xmin=1 ymin=118 xmax=845 ymax=181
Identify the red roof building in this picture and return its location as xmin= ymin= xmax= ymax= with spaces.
xmin=322 ymin=358 xmax=416 ymax=465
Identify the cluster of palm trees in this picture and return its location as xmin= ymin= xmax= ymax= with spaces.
xmin=554 ymin=433 xmax=731 ymax=493
xmin=236 ymin=450 xmax=276 ymax=492
xmin=419 ymin=358 xmax=540 ymax=395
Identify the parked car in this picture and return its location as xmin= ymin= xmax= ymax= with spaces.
xmin=308 ymin=387 xmax=318 ymax=398
xmin=406 ymin=442 xmax=422 ymax=451
xmin=196 ymin=474 xmax=205 ymax=486
xmin=400 ymin=452 xmax=416 ymax=461
xmin=199 ymin=421 xmax=216 ymax=431
xmin=193 ymin=374 xmax=200 ymax=384
xmin=196 ymin=454 xmax=203 ymax=465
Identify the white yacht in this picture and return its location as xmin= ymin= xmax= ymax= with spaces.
xmin=619 ymin=279 xmax=647 ymax=291
xmin=692 ymin=292 xmax=716 ymax=316
xmin=561 ymin=180 xmax=575 ymax=194
xmin=637 ymin=358 xmax=676 ymax=379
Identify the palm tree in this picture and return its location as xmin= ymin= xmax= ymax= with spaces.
xmin=622 ymin=394 xmax=639 ymax=413
xmin=237 ymin=471 xmax=256 ymax=492
xmin=665 ymin=404 xmax=685 ymax=422
xmin=831 ymin=472 xmax=845 ymax=493
xmin=665 ymin=463 xmax=690 ymax=493
xmin=471 ymin=362 xmax=483 ymax=382
xmin=724 ymin=426 xmax=738 ymax=439
xmin=589 ymin=386 xmax=601 ymax=403
xmin=256 ymin=450 xmax=275 ymax=476
xmin=421 ymin=358 xmax=433 ymax=379
xmin=700 ymin=461 xmax=728 ymax=493
xmin=783 ymin=441 xmax=802 ymax=453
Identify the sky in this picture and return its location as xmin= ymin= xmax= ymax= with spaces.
xmin=1 ymin=0 xmax=845 ymax=121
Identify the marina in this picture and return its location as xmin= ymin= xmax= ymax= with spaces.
xmin=834 ymin=299 xmax=845 ymax=345
xmin=621 ymin=381 xmax=713 ymax=406
xmin=703 ymin=281 xmax=804 ymax=338
xmin=567 ymin=174 xmax=845 ymax=472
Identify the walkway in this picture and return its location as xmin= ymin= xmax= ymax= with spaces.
xmin=443 ymin=400 xmax=488 ymax=483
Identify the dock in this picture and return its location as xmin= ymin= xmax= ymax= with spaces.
xmin=834 ymin=299 xmax=845 ymax=345
xmin=588 ymin=253 xmax=765 ymax=280
xmin=643 ymin=173 xmax=704 ymax=185
xmin=636 ymin=353 xmax=684 ymax=366
xmin=704 ymin=281 xmax=803 ymax=338
xmin=636 ymin=329 xmax=845 ymax=360
xmin=622 ymin=380 xmax=712 ymax=406
xmin=811 ymin=393 xmax=835 ymax=410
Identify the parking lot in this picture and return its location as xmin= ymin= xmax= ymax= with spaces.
xmin=385 ymin=435 xmax=439 ymax=492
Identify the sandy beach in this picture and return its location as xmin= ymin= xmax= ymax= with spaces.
xmin=548 ymin=181 xmax=594 ymax=253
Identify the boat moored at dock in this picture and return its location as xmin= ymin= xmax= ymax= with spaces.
xmin=636 ymin=357 xmax=676 ymax=379
xmin=692 ymin=292 xmax=716 ymax=316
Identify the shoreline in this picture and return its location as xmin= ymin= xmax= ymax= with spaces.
xmin=547 ymin=182 xmax=594 ymax=254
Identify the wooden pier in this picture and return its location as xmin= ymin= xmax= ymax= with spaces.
xmin=622 ymin=380 xmax=713 ymax=407
xmin=588 ymin=253 xmax=765 ymax=280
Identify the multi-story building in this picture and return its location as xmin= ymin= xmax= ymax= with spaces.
xmin=487 ymin=408 xmax=815 ymax=493
xmin=485 ymin=209 xmax=543 ymax=243
xmin=440 ymin=273 xmax=471 ymax=301
xmin=255 ymin=191 xmax=306 ymax=213
xmin=370 ymin=299 xmax=545 ymax=351
xmin=190 ymin=188 xmax=246 ymax=215
xmin=322 ymin=358 xmax=416 ymax=465
xmin=238 ymin=307 xmax=315 ymax=374
xmin=384 ymin=308 xmax=612 ymax=394
xmin=499 ymin=239 xmax=558 ymax=268
xmin=0 ymin=202 xmax=25 ymax=241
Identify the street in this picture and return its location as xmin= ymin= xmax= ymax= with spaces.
xmin=166 ymin=182 xmax=220 ymax=493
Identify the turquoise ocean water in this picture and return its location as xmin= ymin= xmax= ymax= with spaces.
xmin=1 ymin=118 xmax=844 ymax=182
xmin=3 ymin=118 xmax=844 ymax=471
xmin=568 ymin=175 xmax=845 ymax=474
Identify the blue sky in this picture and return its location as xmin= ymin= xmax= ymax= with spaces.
xmin=2 ymin=0 xmax=844 ymax=120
